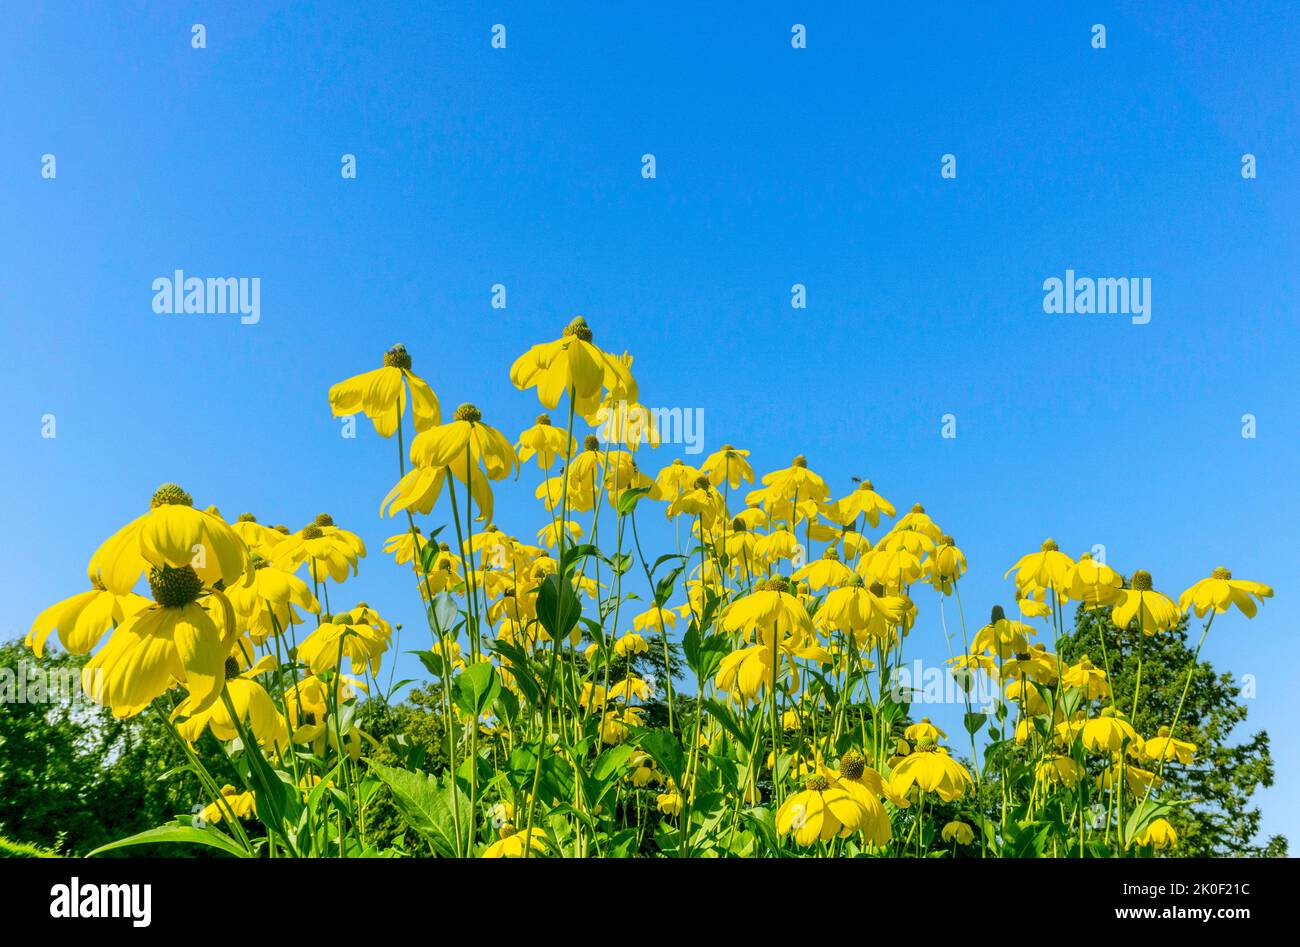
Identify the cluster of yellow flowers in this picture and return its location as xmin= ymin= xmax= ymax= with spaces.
xmin=28 ymin=316 xmax=1273 ymax=858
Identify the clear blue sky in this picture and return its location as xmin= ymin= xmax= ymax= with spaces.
xmin=2 ymin=3 xmax=1297 ymax=845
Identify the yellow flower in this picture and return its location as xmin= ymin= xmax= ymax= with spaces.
xmin=1015 ymin=588 xmax=1053 ymax=619
xmin=856 ymin=545 xmax=925 ymax=591
xmin=174 ymin=654 xmax=288 ymax=750
xmin=1178 ymin=567 xmax=1273 ymax=619
xmin=1141 ymin=726 xmax=1196 ymax=765
xmin=202 ymin=785 xmax=257 ymax=825
xmin=1036 ymin=754 xmax=1085 ymax=788
xmin=719 ymin=577 xmax=814 ymax=645
xmin=818 ymin=578 xmax=908 ymax=643
xmin=893 ymin=503 xmax=943 ymax=541
xmin=791 ymin=547 xmax=856 ymax=591
xmin=776 ymin=775 xmax=874 ymax=846
xmin=297 ymin=612 xmax=388 ymax=676
xmin=828 ymin=480 xmax=895 ymax=528
xmin=515 ymin=413 xmax=576 ymax=470
xmin=271 ymin=514 xmax=365 ymax=584
xmin=888 ymin=743 xmax=973 ymax=802
xmin=700 ymin=444 xmax=755 ymax=488
xmin=941 ymin=821 xmax=975 ymax=845
xmin=230 ymin=513 xmax=284 ymax=558
xmin=592 ymin=399 xmax=661 ymax=452
xmin=328 ymin=343 xmax=441 ymax=438
xmin=1060 ymin=656 xmax=1109 ymax=699
xmin=1111 ymin=571 xmax=1180 ymax=634
xmin=283 ymin=674 xmax=365 ymax=753
xmin=1066 ymin=553 xmax=1124 ymax=607
xmin=1135 ymin=817 xmax=1178 ymax=850
xmin=971 ymin=606 xmax=1036 ymax=659
xmin=27 ymin=581 xmax=150 ymax=657
xmin=82 ymin=566 xmax=235 ymax=718
xmin=613 ymin=632 xmax=650 ymax=657
xmin=536 ymin=519 xmax=583 ymax=548
xmin=750 ymin=455 xmax=830 ymax=507
xmin=90 ymin=483 xmax=251 ymax=594
xmin=1004 ymin=678 xmax=1050 ymax=716
xmin=1080 ymin=708 xmax=1140 ymax=754
xmin=656 ymin=788 xmax=683 ymax=816
xmin=1005 ymin=538 xmax=1075 ymax=597
xmin=225 ymin=556 xmax=320 ymax=644
xmin=509 ymin=316 xmax=637 ymax=420
xmin=904 ymin=718 xmax=946 ymax=743
xmin=665 ymin=477 xmax=728 ymax=530
xmin=402 ymin=403 xmax=518 ymax=523
xmin=482 ymin=826 xmax=547 ymax=858
xmin=929 ymin=535 xmax=968 ymax=592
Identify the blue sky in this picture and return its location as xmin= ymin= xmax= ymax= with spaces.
xmin=2 ymin=2 xmax=1297 ymax=845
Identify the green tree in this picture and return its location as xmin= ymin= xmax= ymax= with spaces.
xmin=1059 ymin=607 xmax=1285 ymax=857
xmin=0 ymin=641 xmax=235 ymax=856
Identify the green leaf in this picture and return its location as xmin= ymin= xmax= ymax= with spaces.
xmin=454 ymin=661 xmax=501 ymax=717
xmin=536 ymin=573 xmax=582 ymax=642
xmin=88 ymin=824 xmax=250 ymax=859
xmin=654 ymin=565 xmax=684 ymax=608
xmin=604 ymin=552 xmax=634 ymax=576
xmin=367 ymin=761 xmax=469 ymax=858
xmin=410 ymin=649 xmax=447 ymax=680
xmin=616 ymin=486 xmax=653 ymax=516
xmin=592 ymin=744 xmax=637 ymax=785
xmin=639 ymin=729 xmax=686 ymax=788
xmin=560 ymin=543 xmax=600 ymax=576
xmin=682 ymin=626 xmax=731 ymax=680
xmin=431 ymin=592 xmax=458 ymax=634
xmin=701 ymin=698 xmax=750 ymax=746
xmin=963 ymin=711 xmax=988 ymax=735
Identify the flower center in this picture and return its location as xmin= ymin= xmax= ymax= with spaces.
xmin=839 ymin=750 xmax=865 ymax=779
xmin=563 ymin=316 xmax=593 ymax=342
xmin=1131 ymin=570 xmax=1153 ymax=591
xmin=237 ymin=513 xmax=256 ymax=522
xmin=147 ymin=565 xmax=203 ymax=607
xmin=1041 ymin=538 xmax=1059 ymax=552
xmin=150 ymin=483 xmax=193 ymax=508
xmin=319 ymin=613 xmax=334 ymax=624
xmin=224 ymin=657 xmax=241 ymax=680
xmin=792 ymin=455 xmax=807 ymax=468
xmin=383 ymin=344 xmax=412 ymax=370
xmin=1212 ymin=566 xmax=1232 ymax=580
xmin=535 ymin=414 xmax=551 ymax=426
xmin=804 ymin=775 xmax=830 ymax=792
xmin=693 ymin=476 xmax=711 ymax=490
xmin=454 ymin=403 xmax=482 ymax=423
xmin=314 ymin=513 xmax=334 ymax=527
xmin=990 ymin=605 xmax=1007 ymax=622
xmin=584 ymin=435 xmax=601 ymax=451
xmin=822 ymin=547 xmax=841 ymax=560
xmin=302 ymin=525 xmax=324 ymax=540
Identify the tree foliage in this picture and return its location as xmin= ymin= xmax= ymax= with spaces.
xmin=1059 ymin=607 xmax=1284 ymax=857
